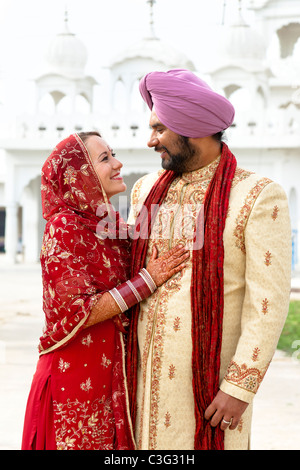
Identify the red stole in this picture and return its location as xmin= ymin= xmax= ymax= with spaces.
xmin=126 ymin=143 xmax=237 ymax=450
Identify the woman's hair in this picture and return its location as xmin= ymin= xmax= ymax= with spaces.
xmin=77 ymin=131 xmax=101 ymax=143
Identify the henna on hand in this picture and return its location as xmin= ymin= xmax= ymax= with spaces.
xmin=146 ymin=244 xmax=190 ymax=287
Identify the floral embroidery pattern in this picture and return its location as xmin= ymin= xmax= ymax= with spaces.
xmin=101 ymin=354 xmax=112 ymax=369
xmin=81 ymin=334 xmax=93 ymax=347
xmin=53 ymin=396 xmax=115 ymax=450
xmin=173 ymin=317 xmax=181 ymax=332
xmin=237 ymin=418 xmax=243 ymax=433
xmin=58 ymin=358 xmax=70 ymax=373
xmin=233 ymin=178 xmax=271 ymax=253
xmin=272 ymin=205 xmax=279 ymax=221
xmin=168 ymin=364 xmax=176 ymax=380
xmin=41 ymin=225 xmax=58 ymax=258
xmin=35 ymin=134 xmax=134 ymax=451
xmin=252 ymin=347 xmax=261 ymax=362
xmin=164 ymin=412 xmax=171 ymax=428
xmin=265 ymin=251 xmax=272 ymax=266
xmin=224 ymin=361 xmax=267 ymax=394
xmin=63 ymin=166 xmax=77 ymax=185
xmin=231 ymin=168 xmax=253 ymax=188
xmin=261 ymin=298 xmax=269 ymax=315
xmin=80 ymin=377 xmax=93 ymax=392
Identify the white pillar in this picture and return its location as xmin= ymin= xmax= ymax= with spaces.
xmin=4 ymin=202 xmax=19 ymax=263
xmin=22 ymin=179 xmax=40 ymax=263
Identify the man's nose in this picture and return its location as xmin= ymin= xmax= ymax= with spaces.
xmin=147 ymin=134 xmax=159 ymax=148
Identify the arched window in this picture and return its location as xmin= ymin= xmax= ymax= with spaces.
xmin=227 ymin=85 xmax=265 ymax=128
xmin=38 ymin=93 xmax=55 ymax=115
xmin=113 ymin=79 xmax=126 ymax=113
xmin=50 ymin=90 xmax=66 ymax=108
xmin=131 ymin=79 xmax=144 ymax=113
xmin=75 ymin=93 xmax=90 ymax=114
xmin=277 ymin=23 xmax=300 ymax=58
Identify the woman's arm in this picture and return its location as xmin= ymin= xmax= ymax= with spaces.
xmin=85 ymin=244 xmax=189 ymax=327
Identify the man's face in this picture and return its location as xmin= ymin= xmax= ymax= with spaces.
xmin=148 ymin=110 xmax=197 ymax=173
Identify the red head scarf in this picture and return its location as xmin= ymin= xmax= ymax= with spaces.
xmin=39 ymin=134 xmax=131 ymax=354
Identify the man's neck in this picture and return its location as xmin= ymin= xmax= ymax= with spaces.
xmin=187 ymin=138 xmax=222 ymax=171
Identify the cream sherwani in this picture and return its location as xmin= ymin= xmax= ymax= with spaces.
xmin=127 ymin=157 xmax=291 ymax=450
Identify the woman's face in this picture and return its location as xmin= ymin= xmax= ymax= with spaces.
xmin=85 ymin=135 xmax=127 ymax=199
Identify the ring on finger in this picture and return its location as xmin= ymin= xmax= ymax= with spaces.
xmin=222 ymin=418 xmax=232 ymax=425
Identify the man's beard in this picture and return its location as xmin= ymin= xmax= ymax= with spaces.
xmin=157 ymin=136 xmax=196 ymax=173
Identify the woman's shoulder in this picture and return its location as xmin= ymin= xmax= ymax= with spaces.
xmin=46 ymin=210 xmax=86 ymax=231
xmin=43 ymin=211 xmax=89 ymax=252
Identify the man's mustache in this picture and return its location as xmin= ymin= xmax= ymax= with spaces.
xmin=155 ymin=145 xmax=169 ymax=154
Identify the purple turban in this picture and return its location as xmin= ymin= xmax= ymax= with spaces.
xmin=139 ymin=69 xmax=235 ymax=138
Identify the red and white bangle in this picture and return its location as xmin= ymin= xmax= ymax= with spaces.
xmin=108 ymin=268 xmax=157 ymax=313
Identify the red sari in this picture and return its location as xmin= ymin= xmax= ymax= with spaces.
xmin=22 ymin=134 xmax=135 ymax=450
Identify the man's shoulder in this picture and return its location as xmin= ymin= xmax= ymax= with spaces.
xmin=231 ymin=166 xmax=276 ymax=197
xmin=131 ymin=170 xmax=164 ymax=205
xmin=229 ymin=166 xmax=288 ymax=221
xmin=232 ymin=165 xmax=288 ymax=197
xmin=232 ymin=166 xmax=271 ymax=187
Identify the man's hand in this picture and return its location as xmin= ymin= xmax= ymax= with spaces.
xmin=204 ymin=390 xmax=248 ymax=431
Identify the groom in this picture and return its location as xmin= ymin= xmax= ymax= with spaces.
xmin=126 ymin=69 xmax=291 ymax=450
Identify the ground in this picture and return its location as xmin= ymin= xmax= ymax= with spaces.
xmin=1 ymin=261 xmax=300 ymax=450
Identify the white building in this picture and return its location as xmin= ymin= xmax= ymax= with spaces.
xmin=0 ymin=0 xmax=299 ymax=272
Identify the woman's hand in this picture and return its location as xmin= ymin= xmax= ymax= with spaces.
xmin=146 ymin=244 xmax=189 ymax=287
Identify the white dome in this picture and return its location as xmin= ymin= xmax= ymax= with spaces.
xmin=247 ymin=0 xmax=271 ymax=10
xmin=221 ymin=25 xmax=265 ymax=61
xmin=45 ymin=21 xmax=88 ymax=79
xmin=111 ymin=36 xmax=195 ymax=71
xmin=212 ymin=10 xmax=266 ymax=71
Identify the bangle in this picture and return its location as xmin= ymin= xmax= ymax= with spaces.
xmin=139 ymin=268 xmax=157 ymax=293
xmin=108 ymin=269 xmax=157 ymax=313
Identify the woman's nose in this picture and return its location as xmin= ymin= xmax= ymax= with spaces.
xmin=114 ymin=158 xmax=123 ymax=169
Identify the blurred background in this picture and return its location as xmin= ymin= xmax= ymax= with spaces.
xmin=0 ymin=0 xmax=299 ymax=270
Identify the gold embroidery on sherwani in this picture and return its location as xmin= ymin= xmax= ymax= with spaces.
xmin=164 ymin=412 xmax=171 ymax=428
xmin=231 ymin=168 xmax=253 ymax=188
xmin=131 ymin=164 xmax=292 ymax=451
xmin=252 ymin=347 xmax=261 ymax=362
xmin=145 ymin=274 xmax=184 ymax=450
xmin=173 ymin=317 xmax=181 ymax=331
xmin=233 ymin=177 xmax=272 ymax=253
xmin=168 ymin=364 xmax=176 ymax=380
xmin=272 ymin=205 xmax=279 ymax=221
xmin=224 ymin=360 xmax=268 ymax=394
xmin=135 ymin=158 xmax=221 ymax=450
xmin=237 ymin=418 xmax=243 ymax=433
xmin=261 ymin=298 xmax=269 ymax=315
xmin=264 ymin=251 xmax=272 ymax=266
